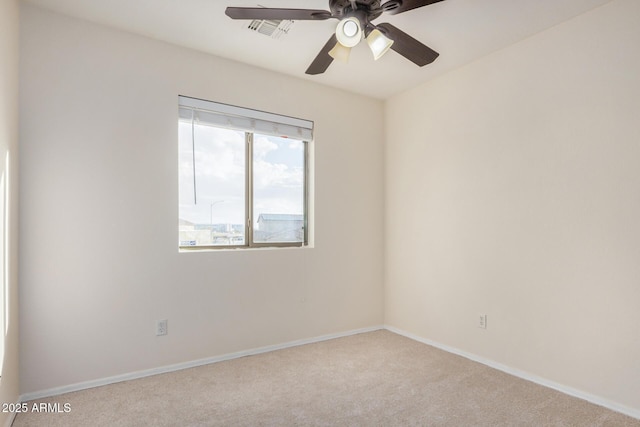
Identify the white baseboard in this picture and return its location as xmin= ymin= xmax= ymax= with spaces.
xmin=19 ymin=325 xmax=384 ymax=403
xmin=19 ymin=324 xmax=640 ymax=422
xmin=384 ymin=325 xmax=640 ymax=421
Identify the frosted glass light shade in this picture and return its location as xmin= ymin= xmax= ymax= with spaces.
xmin=335 ymin=17 xmax=362 ymax=48
xmin=366 ymin=29 xmax=394 ymax=60
xmin=328 ymin=42 xmax=352 ymax=63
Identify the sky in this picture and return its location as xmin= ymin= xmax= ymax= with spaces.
xmin=178 ymin=122 xmax=304 ymax=228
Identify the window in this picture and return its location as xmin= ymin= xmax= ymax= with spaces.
xmin=178 ymin=96 xmax=311 ymax=249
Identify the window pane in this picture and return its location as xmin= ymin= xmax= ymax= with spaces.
xmin=179 ymin=122 xmax=246 ymax=246
xmin=252 ymin=135 xmax=305 ymax=243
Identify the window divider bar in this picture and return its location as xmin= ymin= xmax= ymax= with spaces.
xmin=191 ymin=109 xmax=197 ymax=205
xmin=304 ymin=141 xmax=309 ymax=246
xmin=246 ymin=132 xmax=254 ymax=247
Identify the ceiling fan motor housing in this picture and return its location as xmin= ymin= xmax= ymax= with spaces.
xmin=329 ymin=0 xmax=383 ymax=22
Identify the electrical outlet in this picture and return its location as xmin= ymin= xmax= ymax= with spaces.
xmin=156 ymin=319 xmax=168 ymax=336
xmin=478 ymin=314 xmax=487 ymax=329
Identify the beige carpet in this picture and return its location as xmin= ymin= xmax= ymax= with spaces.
xmin=13 ymin=330 xmax=640 ymax=426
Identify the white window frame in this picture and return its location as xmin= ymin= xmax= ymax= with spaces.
xmin=178 ymin=96 xmax=312 ymax=250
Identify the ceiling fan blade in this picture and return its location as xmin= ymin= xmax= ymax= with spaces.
xmin=377 ymin=23 xmax=439 ymax=66
xmin=225 ymin=7 xmax=332 ymax=21
xmin=382 ymin=0 xmax=445 ymax=15
xmin=306 ymin=34 xmax=338 ymax=75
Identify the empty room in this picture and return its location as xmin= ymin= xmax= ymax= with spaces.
xmin=1 ymin=0 xmax=639 ymax=425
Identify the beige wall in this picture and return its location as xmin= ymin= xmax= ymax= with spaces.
xmin=385 ymin=0 xmax=640 ymax=414
xmin=0 ymin=0 xmax=20 ymax=425
xmin=19 ymin=4 xmax=384 ymax=394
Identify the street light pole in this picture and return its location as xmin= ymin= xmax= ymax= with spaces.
xmin=209 ymin=200 xmax=225 ymax=225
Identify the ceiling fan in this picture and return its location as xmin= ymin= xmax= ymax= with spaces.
xmin=225 ymin=0 xmax=445 ymax=75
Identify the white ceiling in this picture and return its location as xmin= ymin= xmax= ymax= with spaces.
xmin=23 ymin=0 xmax=612 ymax=99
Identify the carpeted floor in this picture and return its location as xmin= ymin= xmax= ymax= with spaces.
xmin=13 ymin=330 xmax=640 ymax=426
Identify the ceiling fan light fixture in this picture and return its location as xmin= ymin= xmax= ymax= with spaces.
xmin=335 ymin=17 xmax=362 ymax=48
xmin=366 ymin=29 xmax=394 ymax=60
xmin=328 ymin=42 xmax=352 ymax=63
xmin=225 ymin=0 xmax=445 ymax=76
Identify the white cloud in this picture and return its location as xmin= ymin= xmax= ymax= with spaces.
xmin=254 ymin=136 xmax=278 ymax=159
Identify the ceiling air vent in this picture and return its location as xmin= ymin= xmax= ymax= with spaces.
xmin=247 ymin=18 xmax=293 ymax=39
